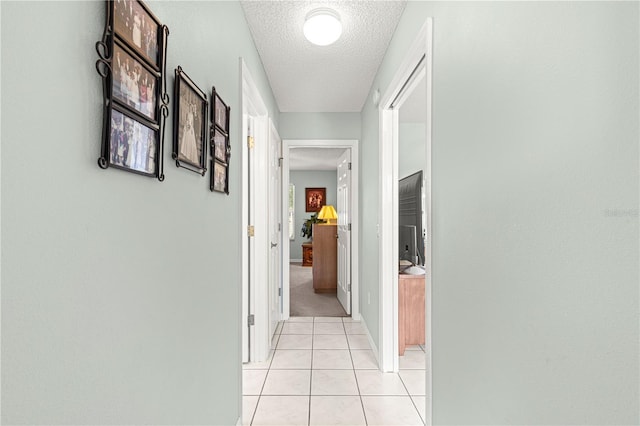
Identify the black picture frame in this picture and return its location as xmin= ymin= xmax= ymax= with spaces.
xmin=112 ymin=41 xmax=158 ymax=121
xmin=212 ymin=86 xmax=230 ymax=132
xmin=209 ymin=86 xmax=230 ymax=194
xmin=173 ymin=66 xmax=208 ymax=175
xmin=113 ymin=0 xmax=161 ymax=70
xmin=96 ymin=0 xmax=169 ymax=181
xmin=212 ymin=127 xmax=228 ymax=162
xmin=109 ymin=107 xmax=159 ymax=176
xmin=211 ymin=160 xmax=229 ymax=194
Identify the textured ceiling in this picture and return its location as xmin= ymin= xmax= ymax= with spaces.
xmin=241 ymin=1 xmax=406 ymax=112
xmin=290 ymin=147 xmax=346 ymax=170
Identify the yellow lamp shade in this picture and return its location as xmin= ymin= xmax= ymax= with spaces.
xmin=318 ymin=205 xmax=338 ymax=223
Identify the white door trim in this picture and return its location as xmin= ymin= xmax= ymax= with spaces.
xmin=378 ymin=19 xmax=433 ymax=425
xmin=241 ymin=58 xmax=271 ymax=363
xmin=281 ymin=139 xmax=360 ymax=321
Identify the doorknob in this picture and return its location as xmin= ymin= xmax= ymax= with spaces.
xmin=270 ymin=242 xmax=278 ymax=248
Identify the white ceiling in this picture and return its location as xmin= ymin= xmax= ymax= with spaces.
xmin=240 ymin=1 xmax=407 ymax=113
xmin=290 ymin=147 xmax=346 ymax=170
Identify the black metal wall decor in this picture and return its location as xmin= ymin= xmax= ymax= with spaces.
xmin=173 ymin=67 xmax=208 ymax=176
xmin=96 ymin=0 xmax=169 ymax=181
xmin=210 ymin=86 xmax=231 ymax=194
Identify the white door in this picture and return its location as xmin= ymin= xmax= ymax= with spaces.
xmin=337 ymin=150 xmax=351 ymax=314
xmin=268 ymin=120 xmax=282 ymax=339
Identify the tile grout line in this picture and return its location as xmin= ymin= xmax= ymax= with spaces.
xmin=344 ymin=318 xmax=369 ymax=426
xmin=308 ymin=317 xmax=316 ymax=426
xmin=250 ymin=319 xmax=283 ymax=426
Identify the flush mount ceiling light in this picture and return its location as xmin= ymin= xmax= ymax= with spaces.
xmin=303 ymin=8 xmax=342 ymax=46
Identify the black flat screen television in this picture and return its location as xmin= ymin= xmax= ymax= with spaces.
xmin=399 ymin=170 xmax=424 ymax=266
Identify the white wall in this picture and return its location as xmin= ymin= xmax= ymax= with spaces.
xmin=1 ymin=1 xmax=278 ymax=424
xmin=289 ymin=171 xmax=338 ymax=260
xmin=399 ymin=123 xmax=426 ymax=179
xmin=279 ymin=112 xmax=361 ymax=140
xmin=361 ymin=1 xmax=639 ymax=424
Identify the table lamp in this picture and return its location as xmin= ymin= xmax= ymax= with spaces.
xmin=318 ymin=205 xmax=338 ymax=224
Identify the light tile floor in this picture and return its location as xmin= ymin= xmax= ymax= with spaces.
xmin=243 ymin=316 xmax=426 ymax=425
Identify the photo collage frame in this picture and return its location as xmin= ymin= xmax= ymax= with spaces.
xmin=96 ymin=0 xmax=169 ymax=180
xmin=210 ymin=86 xmax=231 ymax=194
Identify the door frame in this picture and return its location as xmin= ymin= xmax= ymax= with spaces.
xmin=281 ymin=139 xmax=360 ymax=321
xmin=241 ymin=58 xmax=270 ymax=363
xmin=378 ymin=19 xmax=433 ymax=424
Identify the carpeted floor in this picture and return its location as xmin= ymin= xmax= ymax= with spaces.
xmin=289 ymin=262 xmax=347 ymax=317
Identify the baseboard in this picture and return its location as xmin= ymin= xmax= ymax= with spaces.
xmin=290 ymin=258 xmax=302 ymax=263
xmin=359 ymin=315 xmax=380 ymax=369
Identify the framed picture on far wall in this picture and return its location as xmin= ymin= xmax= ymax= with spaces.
xmin=211 ymin=160 xmax=228 ymax=194
xmin=305 ymin=187 xmax=326 ymax=212
xmin=109 ymin=107 xmax=158 ymax=177
xmin=112 ymin=0 xmax=161 ymax=69
xmin=173 ymin=66 xmax=208 ymax=175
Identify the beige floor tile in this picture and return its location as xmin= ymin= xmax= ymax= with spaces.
xmin=242 ymin=395 xmax=259 ymax=425
xmin=311 ymin=369 xmax=359 ymax=395
xmin=288 ymin=316 xmax=314 ymax=322
xmin=243 ymin=369 xmax=268 ymax=395
xmin=399 ymin=349 xmax=426 ymax=369
xmin=411 ymin=395 xmax=427 ymax=424
xmin=347 ymin=334 xmax=371 ymax=350
xmin=270 ymin=349 xmax=312 ymax=369
xmin=350 ymin=349 xmax=378 ymax=369
xmin=361 ymin=396 xmax=424 ymax=425
xmin=312 ymin=349 xmax=353 ymax=369
xmin=282 ymin=322 xmax=314 ymax=335
xmin=314 ymin=322 xmax=346 ymax=334
xmin=313 ymin=334 xmax=348 ymax=349
xmin=399 ymin=370 xmax=426 ymax=396
xmin=310 ymin=396 xmax=366 ymax=425
xmin=343 ymin=322 xmax=367 ymax=335
xmin=262 ymin=369 xmax=311 ymax=395
xmin=314 ymin=316 xmax=344 ymax=322
xmin=355 ymin=370 xmax=408 ymax=396
xmin=252 ymin=395 xmax=310 ymax=426
xmin=277 ymin=334 xmax=313 ymax=350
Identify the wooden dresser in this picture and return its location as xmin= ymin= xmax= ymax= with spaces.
xmin=312 ymin=224 xmax=337 ymax=293
xmin=398 ymin=273 xmax=425 ymax=355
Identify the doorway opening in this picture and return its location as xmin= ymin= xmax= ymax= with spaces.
xmin=282 ymin=140 xmax=360 ymax=322
xmin=378 ymin=19 xmax=433 ymax=424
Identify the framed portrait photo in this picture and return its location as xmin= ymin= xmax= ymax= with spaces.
xmin=305 ymin=187 xmax=326 ymax=212
xmin=211 ymin=160 xmax=229 ymax=194
xmin=112 ymin=41 xmax=158 ymax=121
xmin=212 ymin=127 xmax=228 ymax=163
xmin=112 ymin=0 xmax=161 ymax=69
xmin=212 ymin=86 xmax=229 ymax=132
xmin=109 ymin=107 xmax=158 ymax=177
xmin=173 ymin=66 xmax=208 ymax=175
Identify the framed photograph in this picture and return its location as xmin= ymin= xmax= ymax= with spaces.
xmin=173 ymin=66 xmax=208 ymax=175
xmin=211 ymin=160 xmax=229 ymax=194
xmin=96 ymin=0 xmax=168 ymax=180
xmin=305 ymin=187 xmax=326 ymax=212
xmin=113 ymin=0 xmax=160 ymax=69
xmin=112 ymin=41 xmax=158 ymax=121
xmin=212 ymin=127 xmax=228 ymax=162
xmin=109 ymin=107 xmax=158 ymax=176
xmin=212 ymin=86 xmax=229 ymax=132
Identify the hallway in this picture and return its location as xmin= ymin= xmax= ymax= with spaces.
xmin=242 ymin=317 xmax=426 ymax=425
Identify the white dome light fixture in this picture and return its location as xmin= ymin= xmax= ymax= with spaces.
xmin=303 ymin=8 xmax=342 ymax=46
